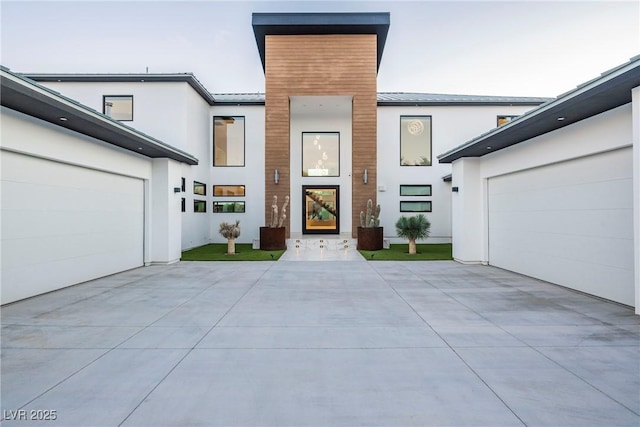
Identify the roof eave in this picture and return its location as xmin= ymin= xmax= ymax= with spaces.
xmin=1 ymin=69 xmax=199 ymax=165
xmin=438 ymin=56 xmax=640 ymax=164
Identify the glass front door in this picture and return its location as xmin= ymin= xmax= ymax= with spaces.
xmin=302 ymin=186 xmax=339 ymax=234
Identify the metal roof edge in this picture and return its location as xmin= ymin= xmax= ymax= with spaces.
xmin=23 ymin=72 xmax=216 ymax=106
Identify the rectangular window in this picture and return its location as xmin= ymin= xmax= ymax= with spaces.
xmin=400 ymin=201 xmax=432 ymax=212
xmin=400 ymin=116 xmax=432 ymax=166
xmin=213 ymin=201 xmax=246 ymax=213
xmin=194 ymin=181 xmax=206 ymax=196
xmin=181 ymin=198 xmax=186 ymax=212
xmin=213 ymin=116 xmax=245 ymax=166
xmin=181 ymin=177 xmax=186 ymax=192
xmin=194 ymin=200 xmax=207 ymax=213
xmin=400 ymin=185 xmax=432 ymax=196
xmin=103 ymin=95 xmax=133 ymax=121
xmin=302 ymin=132 xmax=340 ymax=177
xmin=213 ymin=185 xmax=245 ymax=197
xmin=497 ymin=115 xmax=518 ymax=126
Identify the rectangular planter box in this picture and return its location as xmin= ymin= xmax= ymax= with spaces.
xmin=357 ymin=227 xmax=383 ymax=251
xmin=260 ymin=227 xmax=286 ymax=250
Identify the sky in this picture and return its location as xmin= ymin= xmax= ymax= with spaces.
xmin=1 ymin=0 xmax=638 ymax=97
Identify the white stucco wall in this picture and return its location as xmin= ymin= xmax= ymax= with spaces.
xmin=377 ymin=104 xmax=535 ymax=243
xmin=40 ymin=81 xmax=194 ymax=152
xmin=208 ymin=105 xmax=265 ymax=244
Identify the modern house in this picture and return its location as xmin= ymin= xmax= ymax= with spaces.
xmin=1 ymin=12 xmax=638 ymax=313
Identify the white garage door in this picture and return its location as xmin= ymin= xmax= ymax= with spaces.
xmin=488 ymin=148 xmax=634 ymax=306
xmin=1 ymin=151 xmax=144 ymax=304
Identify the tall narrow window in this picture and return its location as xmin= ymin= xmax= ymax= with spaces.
xmin=103 ymin=95 xmax=133 ymax=121
xmin=400 ymin=116 xmax=432 ymax=166
xmin=302 ymin=132 xmax=340 ymax=177
xmin=213 ymin=116 xmax=245 ymax=166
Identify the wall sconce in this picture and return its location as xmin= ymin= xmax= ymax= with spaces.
xmin=173 ymin=187 xmax=181 ymax=193
xmin=363 ymin=169 xmax=368 ymax=184
xmin=274 ymin=169 xmax=280 ymax=184
xmin=452 ymin=186 xmax=459 ymax=193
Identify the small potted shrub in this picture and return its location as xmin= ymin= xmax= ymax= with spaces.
xmin=260 ymin=195 xmax=289 ymax=250
xmin=219 ymin=220 xmax=241 ymax=255
xmin=395 ymin=214 xmax=430 ymax=254
xmin=357 ymin=199 xmax=383 ymax=251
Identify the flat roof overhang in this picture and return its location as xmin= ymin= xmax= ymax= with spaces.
xmin=1 ymin=68 xmax=198 ymax=165
xmin=252 ymin=12 xmax=390 ymax=72
xmin=438 ymin=56 xmax=640 ymax=163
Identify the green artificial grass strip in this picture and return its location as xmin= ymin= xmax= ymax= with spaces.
xmin=181 ymin=243 xmax=285 ymax=261
xmin=359 ymin=243 xmax=452 ymax=261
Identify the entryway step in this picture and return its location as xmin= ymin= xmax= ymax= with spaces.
xmin=279 ymin=237 xmax=365 ymax=261
xmin=288 ymin=237 xmax=356 ymax=250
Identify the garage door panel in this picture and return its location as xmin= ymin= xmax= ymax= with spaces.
xmin=488 ymin=148 xmax=634 ymax=306
xmin=1 ymin=152 xmax=144 ymax=304
xmin=490 ymin=208 xmax=632 ymax=240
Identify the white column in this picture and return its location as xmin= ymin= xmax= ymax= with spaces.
xmin=149 ymin=158 xmax=183 ymax=264
xmin=632 ymin=86 xmax=640 ymax=314
xmin=451 ymin=158 xmax=485 ymax=264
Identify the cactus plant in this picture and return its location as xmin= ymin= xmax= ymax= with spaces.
xmin=269 ymin=195 xmax=289 ymax=228
xmin=359 ymin=199 xmax=381 ymax=228
xmin=219 ymin=220 xmax=241 ymax=254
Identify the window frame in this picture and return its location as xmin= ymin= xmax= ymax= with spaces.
xmin=213 ymin=116 xmax=246 ymax=167
xmin=400 ymin=116 xmax=432 ymax=167
xmin=193 ymin=181 xmax=206 ymax=196
xmin=103 ymin=95 xmax=133 ymax=121
xmin=400 ymin=201 xmax=432 ymax=213
xmin=194 ymin=200 xmax=207 ymax=213
xmin=213 ymin=185 xmax=246 ymax=197
xmin=213 ymin=201 xmax=246 ymax=213
xmin=497 ymin=115 xmax=519 ymax=127
xmin=301 ymin=132 xmax=341 ymax=177
xmin=400 ymin=185 xmax=432 ymax=197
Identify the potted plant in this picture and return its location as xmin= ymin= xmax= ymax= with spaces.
xmin=219 ymin=220 xmax=241 ymax=255
xmin=395 ymin=214 xmax=430 ymax=254
xmin=260 ymin=195 xmax=289 ymax=250
xmin=357 ymin=199 xmax=383 ymax=251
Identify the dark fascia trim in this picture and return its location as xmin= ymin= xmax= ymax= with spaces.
xmin=24 ymin=72 xmax=217 ymax=106
xmin=252 ymin=12 xmax=390 ymax=72
xmin=438 ymin=56 xmax=640 ymax=163
xmin=1 ymin=67 xmax=198 ymax=165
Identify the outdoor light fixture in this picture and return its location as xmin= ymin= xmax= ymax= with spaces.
xmin=363 ymin=169 xmax=368 ymax=184
xmin=173 ymin=187 xmax=181 ymax=193
xmin=274 ymin=169 xmax=280 ymax=184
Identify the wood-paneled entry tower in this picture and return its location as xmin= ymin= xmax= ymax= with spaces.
xmin=253 ymin=13 xmax=390 ymax=237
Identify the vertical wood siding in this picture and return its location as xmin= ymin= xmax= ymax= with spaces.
xmin=265 ymin=34 xmax=378 ymax=236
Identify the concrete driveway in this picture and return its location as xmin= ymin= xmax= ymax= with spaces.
xmin=2 ymin=260 xmax=639 ymax=426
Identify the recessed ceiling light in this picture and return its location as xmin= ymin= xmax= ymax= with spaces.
xmin=138 ymin=147 xmax=143 ymax=150
xmin=557 ymin=117 xmax=566 ymax=121
xmin=486 ymin=146 xmax=492 ymax=150
xmin=59 ymin=117 xmax=68 ymax=121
